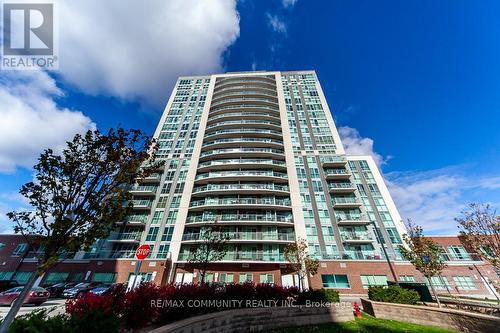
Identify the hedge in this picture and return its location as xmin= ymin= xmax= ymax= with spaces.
xmin=368 ymin=285 xmax=420 ymax=305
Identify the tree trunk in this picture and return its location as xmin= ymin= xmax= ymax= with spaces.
xmin=0 ymin=271 xmax=39 ymax=333
xmin=428 ymin=277 xmax=442 ymax=308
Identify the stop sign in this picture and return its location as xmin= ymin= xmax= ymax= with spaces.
xmin=135 ymin=244 xmax=151 ymax=260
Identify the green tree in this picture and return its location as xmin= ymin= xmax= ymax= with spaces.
xmin=284 ymin=238 xmax=319 ymax=291
xmin=398 ymin=220 xmax=446 ymax=308
xmin=456 ymin=203 xmax=500 ymax=268
xmin=187 ymin=221 xmax=230 ymax=283
xmin=1 ymin=129 xmax=160 ymax=333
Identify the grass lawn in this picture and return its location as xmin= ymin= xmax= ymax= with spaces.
xmin=266 ymin=313 xmax=459 ymax=333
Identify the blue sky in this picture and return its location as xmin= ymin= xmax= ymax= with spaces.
xmin=1 ymin=0 xmax=499 ymax=235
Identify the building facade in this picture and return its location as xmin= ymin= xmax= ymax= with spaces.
xmin=1 ymin=71 xmax=497 ymax=298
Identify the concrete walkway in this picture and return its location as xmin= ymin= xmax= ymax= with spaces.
xmin=0 ymin=299 xmax=66 ymax=319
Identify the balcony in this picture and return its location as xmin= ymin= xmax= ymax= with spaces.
xmin=207 ymin=111 xmax=280 ymax=124
xmin=205 ymin=120 xmax=282 ymax=131
xmin=199 ymin=147 xmax=285 ymax=160
xmin=178 ymin=251 xmax=285 ymax=262
xmin=340 ymin=233 xmax=375 ymax=243
xmin=320 ymin=250 xmax=383 ymax=261
xmin=329 ymin=182 xmax=357 ymax=193
xmin=186 ymin=214 xmax=293 ymax=225
xmin=108 ymin=232 xmax=141 ymax=243
xmin=197 ymin=158 xmax=286 ymax=172
xmin=181 ymin=232 xmax=295 ymax=242
xmin=214 ymin=79 xmax=276 ymax=91
xmin=140 ymin=173 xmax=162 ymax=183
xmin=210 ymin=98 xmax=279 ymax=109
xmin=325 ymin=168 xmax=352 ymax=180
xmin=332 ymin=197 xmax=362 ymax=208
xmin=335 ymin=214 xmax=371 ymax=225
xmin=189 ymin=197 xmax=292 ymax=211
xmin=204 ymin=128 xmax=283 ymax=140
xmin=201 ymin=138 xmax=283 ymax=150
xmin=211 ymin=90 xmax=277 ymax=103
xmin=321 ymin=156 xmax=347 ymax=167
xmin=194 ymin=170 xmax=288 ymax=184
xmin=191 ymin=183 xmax=289 ymax=196
xmin=129 ymin=185 xmax=157 ymax=196
xmin=130 ymin=200 xmax=153 ymax=210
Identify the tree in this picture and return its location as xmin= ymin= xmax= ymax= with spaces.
xmin=398 ymin=220 xmax=446 ymax=308
xmin=283 ymin=238 xmax=319 ymax=291
xmin=1 ymin=128 xmax=160 ymax=333
xmin=456 ymin=203 xmax=500 ymax=267
xmin=187 ymin=221 xmax=230 ymax=283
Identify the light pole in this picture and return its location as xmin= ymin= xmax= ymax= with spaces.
xmin=371 ymin=220 xmax=399 ymax=285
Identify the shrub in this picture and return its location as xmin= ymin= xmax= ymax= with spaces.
xmin=6 ymin=310 xmax=71 ymax=333
xmin=121 ymin=282 xmax=161 ymax=329
xmin=255 ymin=283 xmax=298 ymax=301
xmin=66 ymin=292 xmax=114 ymax=317
xmin=297 ymin=288 xmax=340 ymax=304
xmin=221 ymin=282 xmax=256 ymax=302
xmin=368 ymin=285 xmax=420 ymax=305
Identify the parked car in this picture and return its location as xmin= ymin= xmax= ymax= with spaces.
xmin=0 ymin=287 xmax=50 ymax=306
xmin=62 ymin=282 xmax=102 ymax=298
xmin=46 ymin=282 xmax=78 ymax=298
xmin=89 ymin=284 xmax=113 ymax=296
xmin=0 ymin=280 xmax=20 ymax=293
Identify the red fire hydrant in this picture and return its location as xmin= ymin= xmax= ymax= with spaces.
xmin=353 ymin=302 xmax=362 ymax=318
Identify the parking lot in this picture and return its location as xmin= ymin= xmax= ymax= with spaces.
xmin=0 ymin=299 xmax=66 ymax=318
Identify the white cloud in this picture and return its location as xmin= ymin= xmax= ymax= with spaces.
xmin=338 ymin=126 xmax=388 ymax=166
xmin=56 ymin=0 xmax=240 ymax=106
xmin=0 ymin=192 xmax=29 ymax=234
xmin=282 ymin=0 xmax=298 ymax=8
xmin=0 ymin=71 xmax=95 ymax=173
xmin=266 ymin=13 xmax=287 ymax=34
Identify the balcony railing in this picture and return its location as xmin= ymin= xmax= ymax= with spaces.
xmin=200 ymin=147 xmax=284 ymax=158
xmin=130 ymin=200 xmax=153 ymax=209
xmin=192 ymin=183 xmax=289 ymax=193
xmin=211 ymin=90 xmax=277 ymax=102
xmin=189 ymin=197 xmax=292 ymax=208
xmin=198 ymin=158 xmax=286 ymax=169
xmin=332 ymin=197 xmax=361 ymax=205
xmin=210 ymin=98 xmax=278 ymax=108
xmin=325 ymin=169 xmax=351 ymax=175
xmin=340 ymin=233 xmax=374 ymax=241
xmin=208 ymin=111 xmax=280 ymax=122
xmin=335 ymin=214 xmax=371 ymax=224
xmin=204 ymin=128 xmax=282 ymax=138
xmin=202 ymin=138 xmax=283 ymax=148
xmin=178 ymin=251 xmax=285 ymax=262
xmin=195 ymin=170 xmax=287 ymax=180
xmin=186 ymin=214 xmax=293 ymax=224
xmin=182 ymin=232 xmax=295 ymax=242
xmin=108 ymin=232 xmax=142 ymax=241
xmin=213 ymin=85 xmax=276 ymax=96
xmin=205 ymin=120 xmax=281 ymax=130
xmin=329 ymin=183 xmax=355 ymax=189
xmin=214 ymin=79 xmax=276 ymax=90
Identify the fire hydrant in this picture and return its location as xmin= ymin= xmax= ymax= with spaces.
xmin=353 ymin=302 xmax=362 ymax=318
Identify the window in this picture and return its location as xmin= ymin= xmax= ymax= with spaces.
xmin=92 ymin=273 xmax=117 ymax=284
xmin=0 ymin=272 xmax=14 ymax=280
xmin=238 ymin=274 xmax=253 ymax=283
xmin=0 ymin=243 xmax=5 ymax=251
xmin=399 ymin=275 xmax=416 ymax=282
xmin=424 ymin=276 xmax=451 ymax=290
xmin=12 ymin=243 xmax=28 ymax=256
xmin=45 ymin=272 xmax=69 ymax=285
xmin=259 ymin=274 xmax=274 ymax=284
xmin=448 ymin=246 xmax=470 ymax=260
xmin=146 ymin=227 xmax=159 ymax=242
xmin=321 ymin=274 xmax=350 ymax=288
xmin=13 ymin=271 xmax=32 ymax=284
xmin=219 ymin=273 xmax=233 ymax=284
xmin=360 ymin=275 xmax=388 ymax=289
xmin=453 ymin=276 xmax=476 ymax=290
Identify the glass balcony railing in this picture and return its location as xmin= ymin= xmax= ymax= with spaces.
xmin=195 ymin=170 xmax=287 ymax=180
xmin=189 ymin=197 xmax=292 ymax=208
xmin=129 ymin=185 xmax=158 ymax=193
xmin=198 ymin=158 xmax=286 ymax=169
xmin=214 ymin=79 xmax=276 ymax=91
xmin=208 ymin=111 xmax=280 ymax=122
xmin=320 ymin=251 xmax=383 ymax=260
xmin=204 ymin=128 xmax=282 ymax=139
xmin=329 ymin=183 xmax=355 ymax=189
xmin=340 ymin=233 xmax=374 ymax=241
xmin=211 ymin=90 xmax=277 ymax=102
xmin=182 ymin=232 xmax=295 ymax=242
xmin=130 ymin=200 xmax=153 ymax=208
xmin=192 ymin=183 xmax=289 ymax=193
xmin=321 ymin=156 xmax=347 ymax=164
xmin=178 ymin=251 xmax=285 ymax=262
xmin=205 ymin=120 xmax=281 ymax=130
xmin=200 ymin=148 xmax=285 ymax=158
xmin=108 ymin=232 xmax=142 ymax=241
xmin=325 ymin=168 xmax=351 ymax=175
xmin=202 ymin=138 xmax=283 ymax=147
xmin=332 ymin=197 xmax=361 ymax=205
xmin=186 ymin=214 xmax=293 ymax=224
xmin=210 ymin=98 xmax=278 ymax=108
xmin=335 ymin=214 xmax=370 ymax=222
xmin=213 ymin=85 xmax=276 ymax=96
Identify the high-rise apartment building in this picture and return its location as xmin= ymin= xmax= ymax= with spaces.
xmin=88 ymin=70 xmax=407 ymax=287
xmin=4 ymin=71 xmax=497 ymax=297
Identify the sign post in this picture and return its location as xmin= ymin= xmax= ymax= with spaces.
xmin=129 ymin=244 xmax=151 ymax=290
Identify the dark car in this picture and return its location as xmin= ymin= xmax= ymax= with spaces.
xmin=62 ymin=282 xmax=102 ymax=298
xmin=46 ymin=282 xmax=77 ymax=298
xmin=0 ymin=280 xmax=20 ymax=293
xmin=0 ymin=287 xmax=50 ymax=306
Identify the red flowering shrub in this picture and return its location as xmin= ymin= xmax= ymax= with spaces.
xmin=221 ymin=282 xmax=256 ymax=303
xmin=66 ymin=292 xmax=114 ymax=317
xmin=121 ymin=282 xmax=161 ymax=329
xmin=255 ymin=283 xmax=296 ymax=301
